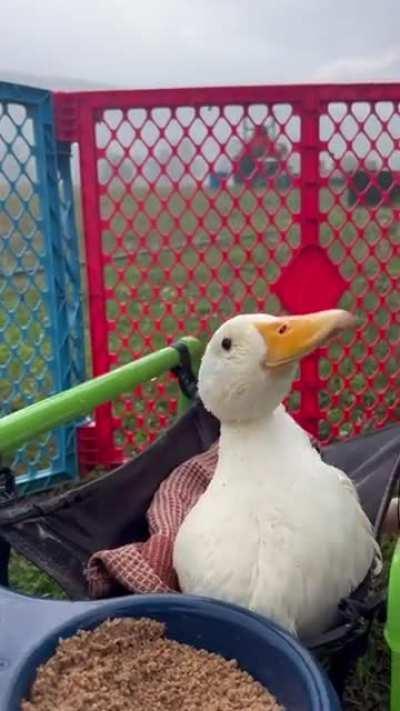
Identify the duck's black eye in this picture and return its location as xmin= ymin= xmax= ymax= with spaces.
xmin=221 ymin=337 xmax=232 ymax=351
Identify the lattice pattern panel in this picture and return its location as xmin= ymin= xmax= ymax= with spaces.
xmin=0 ymin=84 xmax=84 ymax=484
xmin=319 ymin=100 xmax=400 ymax=440
xmin=66 ymin=85 xmax=400 ymax=463
xmin=93 ymin=101 xmax=301 ymax=456
xmin=0 ymin=98 xmax=56 ymax=475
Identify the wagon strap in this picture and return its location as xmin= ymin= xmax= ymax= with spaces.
xmin=171 ymin=341 xmax=198 ymax=400
xmin=339 ymin=591 xmax=387 ymax=624
xmin=0 ymin=465 xmax=16 ymax=507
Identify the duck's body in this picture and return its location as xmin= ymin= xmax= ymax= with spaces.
xmin=174 ymin=405 xmax=378 ymax=638
xmin=173 ymin=311 xmax=381 ymax=638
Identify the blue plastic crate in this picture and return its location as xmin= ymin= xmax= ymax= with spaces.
xmin=0 ymin=82 xmax=85 ymax=491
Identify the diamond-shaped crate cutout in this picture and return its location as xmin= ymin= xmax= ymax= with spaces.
xmin=273 ymin=245 xmax=347 ymax=314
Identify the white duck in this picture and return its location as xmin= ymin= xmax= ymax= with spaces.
xmin=173 ymin=310 xmax=382 ymax=639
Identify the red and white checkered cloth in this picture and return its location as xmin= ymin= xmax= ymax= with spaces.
xmin=86 ymin=442 xmax=219 ymax=598
xmin=87 ymin=434 xmax=320 ymax=599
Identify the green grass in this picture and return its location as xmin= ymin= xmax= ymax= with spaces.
xmin=342 ymin=536 xmax=395 ymax=710
xmin=8 ymin=537 xmax=396 ymax=710
xmin=9 ymin=551 xmax=66 ymax=599
xmin=344 ymin=620 xmax=390 ymax=710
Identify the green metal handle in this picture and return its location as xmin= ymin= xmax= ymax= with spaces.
xmin=385 ymin=537 xmax=400 ymax=711
xmin=0 ymin=337 xmax=203 ymax=455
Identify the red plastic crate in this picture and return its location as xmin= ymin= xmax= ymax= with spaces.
xmin=55 ymin=84 xmax=400 ymax=468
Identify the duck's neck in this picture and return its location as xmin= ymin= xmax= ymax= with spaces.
xmin=217 ymin=405 xmax=308 ymax=485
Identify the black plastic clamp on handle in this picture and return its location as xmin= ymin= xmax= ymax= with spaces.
xmin=171 ymin=342 xmax=198 ymax=400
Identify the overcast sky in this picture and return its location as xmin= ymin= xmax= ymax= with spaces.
xmin=1 ymin=0 xmax=399 ymax=90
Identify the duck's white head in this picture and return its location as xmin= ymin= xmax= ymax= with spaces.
xmin=198 ymin=310 xmax=356 ymax=423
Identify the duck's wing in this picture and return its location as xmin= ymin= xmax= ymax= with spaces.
xmin=335 ymin=466 xmax=360 ymax=499
xmin=329 ymin=463 xmax=383 ymax=575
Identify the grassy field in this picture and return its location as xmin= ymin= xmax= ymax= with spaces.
xmin=9 ymin=536 xmax=396 ymax=710
xmin=100 ymin=184 xmax=399 ymax=445
xmin=3 ymin=183 xmax=398 ymax=453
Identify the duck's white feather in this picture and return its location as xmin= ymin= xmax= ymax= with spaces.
xmin=173 ymin=405 xmax=381 ymax=638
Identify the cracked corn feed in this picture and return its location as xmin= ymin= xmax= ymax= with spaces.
xmin=21 ymin=617 xmax=284 ymax=711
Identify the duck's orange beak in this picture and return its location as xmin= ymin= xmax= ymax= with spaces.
xmin=255 ymin=310 xmax=357 ymax=368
